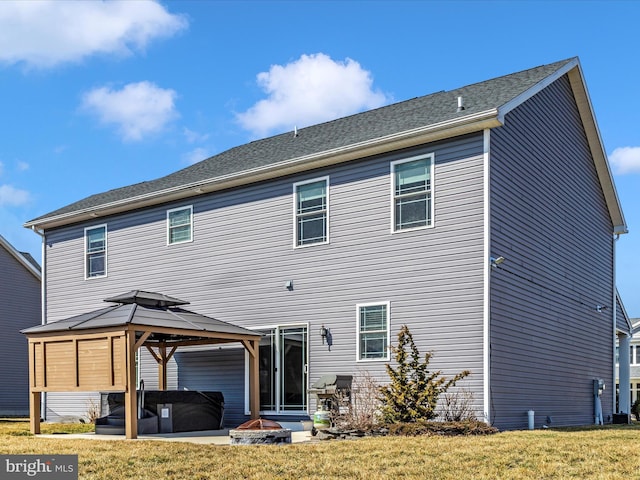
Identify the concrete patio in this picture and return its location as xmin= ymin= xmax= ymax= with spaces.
xmin=39 ymin=428 xmax=313 ymax=445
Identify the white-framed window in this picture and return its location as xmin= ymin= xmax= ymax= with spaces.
xmin=356 ymin=302 xmax=390 ymax=361
xmin=167 ymin=205 xmax=193 ymax=245
xmin=391 ymin=153 xmax=434 ymax=232
xmin=293 ymin=177 xmax=329 ymax=247
xmin=85 ymin=224 xmax=107 ymax=279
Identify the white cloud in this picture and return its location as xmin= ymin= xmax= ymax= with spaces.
xmin=0 ymin=0 xmax=187 ymax=69
xmin=0 ymin=161 xmax=4 ymax=177
xmin=236 ymin=53 xmax=390 ymax=137
xmin=183 ymin=127 xmax=210 ymax=144
xmin=81 ymin=81 xmax=178 ymax=141
xmin=610 ymin=146 xmax=640 ymax=174
xmin=17 ymin=161 xmax=29 ymax=172
xmin=0 ymin=184 xmax=31 ymax=206
xmin=182 ymin=147 xmax=211 ymax=165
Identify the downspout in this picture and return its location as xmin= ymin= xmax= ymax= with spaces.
xmin=612 ymin=233 xmax=620 ymax=416
xmin=482 ymin=128 xmax=491 ymax=424
xmin=31 ymin=226 xmax=47 ymax=420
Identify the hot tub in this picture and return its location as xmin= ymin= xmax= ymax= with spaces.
xmin=96 ymin=391 xmax=224 ymax=434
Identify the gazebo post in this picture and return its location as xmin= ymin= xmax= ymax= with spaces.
xmin=159 ymin=345 xmax=167 ymax=391
xmin=28 ymin=339 xmax=41 ymax=435
xmin=246 ymin=339 xmax=260 ymax=419
xmin=29 ymin=391 xmax=41 ymax=435
xmin=125 ymin=329 xmax=138 ymax=439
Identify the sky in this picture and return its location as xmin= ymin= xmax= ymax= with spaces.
xmin=0 ymin=1 xmax=638 ymax=315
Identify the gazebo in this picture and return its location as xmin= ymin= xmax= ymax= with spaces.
xmin=22 ymin=290 xmax=262 ymax=439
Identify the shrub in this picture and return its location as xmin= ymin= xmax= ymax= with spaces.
xmin=332 ymin=370 xmax=382 ymax=431
xmin=379 ymin=325 xmax=470 ymax=423
xmin=85 ymin=398 xmax=101 ymax=424
xmin=632 ymin=397 xmax=640 ymax=421
xmin=387 ymin=419 xmax=498 ymax=436
xmin=439 ymin=388 xmax=477 ymax=422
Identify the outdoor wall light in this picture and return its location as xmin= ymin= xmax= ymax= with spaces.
xmin=490 ymin=256 xmax=506 ymax=267
xmin=320 ymin=325 xmax=328 ymax=344
xmin=285 ymin=280 xmax=293 ymax=291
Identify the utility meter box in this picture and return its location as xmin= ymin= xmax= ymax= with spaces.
xmin=593 ymin=379 xmax=605 ymax=396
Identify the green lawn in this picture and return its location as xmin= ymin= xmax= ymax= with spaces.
xmin=1 ymin=419 xmax=639 ymax=479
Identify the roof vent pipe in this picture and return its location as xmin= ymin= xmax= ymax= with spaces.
xmin=457 ymin=96 xmax=465 ymax=112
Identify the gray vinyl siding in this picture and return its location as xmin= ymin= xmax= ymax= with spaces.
xmin=0 ymin=245 xmax=40 ymax=416
xmin=174 ymin=347 xmax=245 ymax=426
xmin=489 ymin=74 xmax=614 ymax=429
xmin=43 ymin=133 xmax=487 ymax=425
xmin=45 ymin=392 xmax=101 ymax=421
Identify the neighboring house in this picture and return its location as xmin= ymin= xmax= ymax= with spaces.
xmin=24 ymin=57 xmax=630 ymax=430
xmin=616 ymin=313 xmax=639 ymax=411
xmin=0 ymin=234 xmax=41 ymax=416
xmin=631 ymin=319 xmax=640 ymax=408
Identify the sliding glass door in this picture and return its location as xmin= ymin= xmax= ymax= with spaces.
xmin=257 ymin=325 xmax=307 ymax=413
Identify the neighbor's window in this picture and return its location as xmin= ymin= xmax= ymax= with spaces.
xmin=294 ymin=177 xmax=328 ymax=247
xmin=357 ymin=302 xmax=390 ymax=361
xmin=391 ymin=154 xmax=434 ymax=231
xmin=167 ymin=206 xmax=193 ymax=244
xmin=85 ymin=225 xmax=107 ymax=278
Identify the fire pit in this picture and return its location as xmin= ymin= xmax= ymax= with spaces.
xmin=229 ymin=419 xmax=291 ymax=445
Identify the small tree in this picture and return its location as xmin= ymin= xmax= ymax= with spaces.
xmin=379 ymin=324 xmax=470 ymax=423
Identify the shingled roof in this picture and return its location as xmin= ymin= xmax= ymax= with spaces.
xmin=24 ymin=57 xmax=625 ymax=233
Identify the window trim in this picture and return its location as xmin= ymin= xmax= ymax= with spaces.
xmin=292 ymin=176 xmax=330 ymax=248
xmin=356 ymin=301 xmax=391 ymax=362
xmin=390 ymin=153 xmax=435 ymax=233
xmin=84 ymin=224 xmax=107 ymax=279
xmin=167 ymin=205 xmax=193 ymax=245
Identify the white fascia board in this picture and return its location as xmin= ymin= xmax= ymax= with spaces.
xmin=25 ymin=110 xmax=501 ymax=230
xmin=0 ymin=233 xmax=41 ymax=280
xmin=567 ymin=64 xmax=628 ymax=235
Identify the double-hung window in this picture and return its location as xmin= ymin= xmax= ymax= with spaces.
xmin=85 ymin=225 xmax=107 ymax=278
xmin=391 ymin=153 xmax=434 ymax=231
xmin=356 ymin=302 xmax=390 ymax=361
xmin=167 ymin=206 xmax=193 ymax=245
xmin=294 ymin=177 xmax=328 ymax=247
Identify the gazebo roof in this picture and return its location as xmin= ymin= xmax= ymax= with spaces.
xmin=22 ymin=290 xmax=261 ymax=343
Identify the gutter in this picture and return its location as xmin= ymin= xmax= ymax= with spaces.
xmin=24 ymin=110 xmax=501 ymax=230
